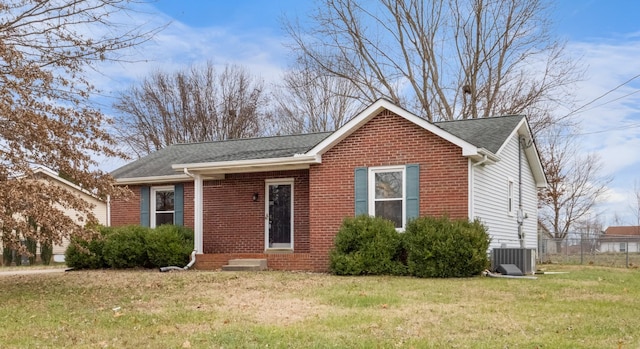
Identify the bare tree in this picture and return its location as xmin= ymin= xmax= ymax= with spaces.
xmin=272 ymin=57 xmax=363 ymax=134
xmin=0 ymin=0 xmax=157 ymax=254
xmin=538 ymin=126 xmax=612 ymax=252
xmin=114 ymin=62 xmax=268 ymax=157
xmin=574 ymin=214 xmax=604 ymax=254
xmin=632 ymin=180 xmax=640 ymax=230
xmin=284 ymin=0 xmax=580 ymax=133
xmin=611 ymin=212 xmax=625 ymax=227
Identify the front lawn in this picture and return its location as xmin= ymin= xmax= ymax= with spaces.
xmin=0 ymin=265 xmax=637 ymax=348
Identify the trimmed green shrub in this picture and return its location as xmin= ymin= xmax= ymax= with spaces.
xmin=330 ymin=215 xmax=406 ymax=276
xmin=65 ymin=231 xmax=110 ymax=269
xmin=404 ymin=216 xmax=490 ymax=278
xmin=65 ymin=226 xmax=115 ymax=269
xmin=102 ymin=226 xmax=150 ymax=268
xmin=40 ymin=240 xmax=53 ymax=265
xmin=145 ymin=225 xmax=194 ymax=267
xmin=64 ymin=225 xmax=194 ymax=269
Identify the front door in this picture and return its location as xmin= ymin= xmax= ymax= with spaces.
xmin=265 ymin=180 xmax=293 ymax=249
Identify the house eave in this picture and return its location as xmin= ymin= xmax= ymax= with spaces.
xmin=171 ymin=154 xmax=322 ymax=175
xmin=496 ymin=118 xmax=547 ymax=188
xmin=306 ymin=99 xmax=479 ymax=159
xmin=31 ymin=166 xmax=103 ymax=200
xmin=472 ymin=148 xmax=500 ymax=164
xmin=115 ymin=174 xmax=193 ymax=185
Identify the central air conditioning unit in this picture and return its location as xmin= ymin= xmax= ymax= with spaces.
xmin=491 ymin=248 xmax=536 ymax=275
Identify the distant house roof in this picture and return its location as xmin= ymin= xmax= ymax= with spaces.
xmin=604 ymin=226 xmax=640 ymax=236
xmin=29 ymin=166 xmax=102 ymax=200
xmin=112 ymin=99 xmax=544 ymax=186
xmin=435 ymin=115 xmax=525 ymax=154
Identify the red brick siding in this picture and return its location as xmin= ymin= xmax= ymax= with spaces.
xmin=110 ymin=184 xmax=195 ymax=229
xmin=182 ymin=182 xmax=194 ymax=229
xmin=110 ymin=185 xmax=142 ymax=226
xmin=201 ymin=170 xmax=310 ymax=255
xmin=308 ymin=110 xmax=469 ymax=271
xmin=110 ymin=172 xmax=310 ymax=258
xmin=195 ymin=252 xmax=313 ymax=271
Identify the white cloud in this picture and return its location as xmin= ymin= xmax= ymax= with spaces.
xmin=597 ymin=183 xmax=639 ymax=226
xmin=86 ymin=2 xmax=291 ymax=103
xmin=561 ymin=38 xmax=640 ymax=225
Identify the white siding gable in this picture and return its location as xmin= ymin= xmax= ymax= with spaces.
xmin=471 ymin=135 xmax=538 ymax=250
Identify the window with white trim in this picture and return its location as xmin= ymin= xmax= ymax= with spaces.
xmin=507 ymin=178 xmax=514 ymax=215
xmin=369 ymin=166 xmax=405 ymax=229
xmin=151 ymin=186 xmax=174 ymax=228
xmin=620 ymin=242 xmax=627 ymax=253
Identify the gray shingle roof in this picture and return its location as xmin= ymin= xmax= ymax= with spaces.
xmin=112 ymin=114 xmax=525 ymax=180
xmin=112 ymin=132 xmax=332 ymax=179
xmin=435 ymin=115 xmax=524 ymax=153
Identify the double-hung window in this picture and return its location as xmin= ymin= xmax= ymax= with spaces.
xmin=355 ymin=164 xmax=419 ymax=230
xmin=151 ymin=186 xmax=175 ymax=227
xmin=369 ymin=166 xmax=406 ymax=229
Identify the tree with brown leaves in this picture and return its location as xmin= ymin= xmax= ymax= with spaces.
xmin=0 ymin=0 xmax=158 ymax=258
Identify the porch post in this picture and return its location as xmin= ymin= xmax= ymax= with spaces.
xmin=194 ymin=173 xmax=203 ymax=254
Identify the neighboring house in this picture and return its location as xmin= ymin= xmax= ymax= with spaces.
xmin=537 ymin=221 xmax=559 ymax=256
xmin=600 ymin=226 xmax=640 ymax=253
xmin=0 ymin=166 xmax=109 ymax=262
xmin=110 ymin=99 xmax=546 ymax=271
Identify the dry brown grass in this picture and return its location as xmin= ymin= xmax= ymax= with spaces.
xmin=0 ymin=266 xmax=638 ymax=348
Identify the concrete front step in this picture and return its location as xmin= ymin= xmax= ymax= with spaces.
xmin=221 ymin=265 xmax=265 ymax=271
xmin=221 ymin=258 xmax=267 ymax=271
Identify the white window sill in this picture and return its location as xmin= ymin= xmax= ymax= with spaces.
xmin=264 ymin=248 xmax=294 ymax=254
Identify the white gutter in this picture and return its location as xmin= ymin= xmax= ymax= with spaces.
xmin=172 ymin=154 xmax=321 ymax=173
xmin=470 ymin=149 xmax=500 ymax=167
xmin=115 ymin=174 xmax=192 ymax=185
xmin=477 ymin=148 xmax=500 ymax=163
xmin=473 ymin=154 xmax=490 ymax=167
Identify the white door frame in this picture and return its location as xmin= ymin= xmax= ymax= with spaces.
xmin=264 ymin=178 xmax=294 ymax=250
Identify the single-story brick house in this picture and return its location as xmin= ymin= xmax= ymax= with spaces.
xmin=110 ymin=99 xmax=546 ymax=271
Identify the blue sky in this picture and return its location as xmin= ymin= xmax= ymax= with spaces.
xmin=96 ymin=0 xmax=640 ymax=226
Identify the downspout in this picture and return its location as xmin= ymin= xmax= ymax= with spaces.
xmin=472 ymin=154 xmax=489 ymax=167
xmin=518 ymin=136 xmax=532 ymax=248
xmin=159 ymin=169 xmax=200 ymax=272
xmin=106 ymin=195 xmax=111 ymax=227
xmin=160 ymin=249 xmax=197 ymax=272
